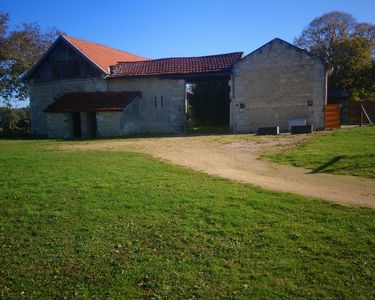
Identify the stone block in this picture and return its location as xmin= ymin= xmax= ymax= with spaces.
xmin=291 ymin=124 xmax=314 ymax=134
xmin=258 ymin=126 xmax=280 ymax=135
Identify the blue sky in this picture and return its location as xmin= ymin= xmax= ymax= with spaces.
xmin=2 ymin=0 xmax=374 ymax=58
xmin=1 ymin=0 xmax=374 ymax=106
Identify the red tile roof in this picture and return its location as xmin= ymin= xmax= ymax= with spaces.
xmin=44 ymin=92 xmax=141 ymax=113
xmin=63 ymin=36 xmax=148 ymax=74
xmin=108 ymin=52 xmax=243 ymax=78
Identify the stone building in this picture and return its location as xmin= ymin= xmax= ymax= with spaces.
xmin=24 ymin=35 xmax=330 ymax=138
xmin=230 ymin=38 xmax=329 ymax=133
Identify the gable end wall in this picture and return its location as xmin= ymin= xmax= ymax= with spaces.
xmin=230 ymin=40 xmax=327 ymax=133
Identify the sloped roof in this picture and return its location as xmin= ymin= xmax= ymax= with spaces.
xmin=44 ymin=92 xmax=141 ymax=113
xmin=108 ymin=52 xmax=243 ymax=78
xmin=63 ymin=36 xmax=148 ymax=73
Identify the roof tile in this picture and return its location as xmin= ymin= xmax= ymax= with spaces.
xmin=108 ymin=52 xmax=243 ymax=78
xmin=63 ymin=36 xmax=148 ymax=73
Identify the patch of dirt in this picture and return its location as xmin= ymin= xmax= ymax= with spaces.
xmin=60 ymin=133 xmax=375 ymax=209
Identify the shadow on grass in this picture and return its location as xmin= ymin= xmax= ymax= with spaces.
xmin=0 ymin=125 xmax=252 ymax=142
xmin=308 ymin=154 xmax=375 ymax=177
xmin=0 ymin=131 xmax=232 ymax=142
xmin=309 ymin=155 xmax=345 ymax=174
xmin=53 ymin=126 xmax=234 ymax=143
xmin=0 ymin=133 xmax=49 ymax=140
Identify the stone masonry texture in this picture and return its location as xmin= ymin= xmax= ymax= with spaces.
xmin=230 ymin=39 xmax=327 ymax=133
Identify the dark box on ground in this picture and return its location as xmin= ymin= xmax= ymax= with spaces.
xmin=291 ymin=124 xmax=314 ymax=134
xmin=258 ymin=126 xmax=279 ymax=135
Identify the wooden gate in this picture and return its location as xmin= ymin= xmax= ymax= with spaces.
xmin=325 ymin=104 xmax=341 ymax=129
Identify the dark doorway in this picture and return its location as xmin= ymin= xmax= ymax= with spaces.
xmin=186 ymin=79 xmax=230 ymax=134
xmin=72 ymin=112 xmax=81 ymax=138
xmin=86 ymin=112 xmax=97 ymax=138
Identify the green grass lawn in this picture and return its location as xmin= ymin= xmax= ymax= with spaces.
xmin=263 ymin=126 xmax=375 ymax=178
xmin=0 ymin=139 xmax=374 ymax=299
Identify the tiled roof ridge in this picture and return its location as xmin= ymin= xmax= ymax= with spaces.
xmin=108 ymin=52 xmax=244 ymax=78
xmin=114 ymin=51 xmax=243 ymax=65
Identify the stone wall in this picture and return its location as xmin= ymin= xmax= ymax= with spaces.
xmin=230 ymin=39 xmax=327 ymax=133
xmin=120 ymin=97 xmax=141 ymax=135
xmin=107 ymin=78 xmax=186 ymax=134
xmin=46 ymin=113 xmax=74 ymax=139
xmin=29 ymin=76 xmax=186 ymax=138
xmin=96 ymin=112 xmax=122 ymax=138
xmin=29 ymin=78 xmax=107 ymax=136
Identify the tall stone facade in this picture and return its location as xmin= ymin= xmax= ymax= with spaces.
xmin=230 ymin=39 xmax=328 ymax=133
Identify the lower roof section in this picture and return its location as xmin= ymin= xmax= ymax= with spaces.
xmin=44 ymin=91 xmax=141 ymax=113
xmin=108 ymin=52 xmax=243 ymax=79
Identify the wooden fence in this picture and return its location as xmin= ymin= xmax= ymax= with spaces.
xmin=325 ymin=104 xmax=341 ymax=129
xmin=347 ymin=100 xmax=375 ymax=124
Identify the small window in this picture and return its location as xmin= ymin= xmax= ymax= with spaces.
xmin=154 ymin=96 xmax=157 ymax=108
xmin=160 ymin=96 xmax=164 ymax=108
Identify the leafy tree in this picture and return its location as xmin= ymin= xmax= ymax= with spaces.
xmin=331 ymin=37 xmax=374 ymax=99
xmin=189 ymin=80 xmax=230 ymax=125
xmin=0 ymin=11 xmax=63 ymax=106
xmin=295 ymin=11 xmax=375 ymax=100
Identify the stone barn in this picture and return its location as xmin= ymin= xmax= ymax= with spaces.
xmin=24 ymin=35 xmax=330 ymax=138
xmin=230 ymin=38 xmax=329 ymax=133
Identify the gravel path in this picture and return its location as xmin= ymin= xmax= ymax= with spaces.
xmin=62 ymin=134 xmax=375 ymax=209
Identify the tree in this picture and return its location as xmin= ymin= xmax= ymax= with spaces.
xmin=0 ymin=11 xmax=63 ymax=106
xmin=0 ymin=107 xmax=29 ymax=130
xmin=295 ymin=11 xmax=375 ymax=100
xmin=331 ymin=37 xmax=374 ymax=99
xmin=0 ymin=12 xmax=9 ymax=95
xmin=189 ymin=80 xmax=230 ymax=125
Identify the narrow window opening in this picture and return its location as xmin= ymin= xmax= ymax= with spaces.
xmin=154 ymin=96 xmax=157 ymax=108
xmin=160 ymin=96 xmax=164 ymax=108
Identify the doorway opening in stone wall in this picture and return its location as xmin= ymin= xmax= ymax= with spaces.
xmin=72 ymin=112 xmax=82 ymax=138
xmin=186 ymin=79 xmax=231 ymax=135
xmin=85 ymin=112 xmax=97 ymax=138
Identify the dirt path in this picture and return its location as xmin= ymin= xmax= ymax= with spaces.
xmin=62 ymin=134 xmax=375 ymax=209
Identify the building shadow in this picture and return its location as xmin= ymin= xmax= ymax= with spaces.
xmin=309 ymin=155 xmax=345 ymax=174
